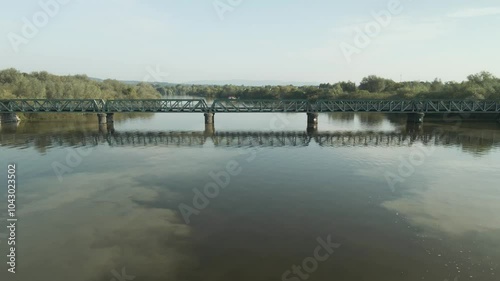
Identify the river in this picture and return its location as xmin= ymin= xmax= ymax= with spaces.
xmin=0 ymin=111 xmax=499 ymax=281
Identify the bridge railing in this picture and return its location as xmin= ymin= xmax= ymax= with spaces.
xmin=211 ymin=99 xmax=311 ymax=112
xmin=313 ymin=100 xmax=500 ymax=113
xmin=105 ymin=99 xmax=209 ymax=112
xmin=420 ymin=100 xmax=500 ymax=113
xmin=211 ymin=99 xmax=499 ymax=113
xmin=0 ymin=99 xmax=105 ymax=113
xmin=1 ymin=99 xmax=499 ymax=113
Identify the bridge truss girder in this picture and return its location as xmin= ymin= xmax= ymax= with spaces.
xmin=0 ymin=99 xmax=499 ymax=114
xmin=0 ymin=99 xmax=105 ymax=113
xmin=105 ymin=99 xmax=208 ymax=113
xmin=211 ymin=100 xmax=311 ymax=113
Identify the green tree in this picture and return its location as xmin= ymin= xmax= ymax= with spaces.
xmin=359 ymin=75 xmax=387 ymax=93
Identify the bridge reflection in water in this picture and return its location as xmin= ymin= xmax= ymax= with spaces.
xmin=1 ymin=124 xmax=499 ymax=152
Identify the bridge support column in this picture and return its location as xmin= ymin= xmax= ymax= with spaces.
xmin=204 ymin=112 xmax=214 ymax=125
xmin=204 ymin=124 xmax=215 ymax=137
xmin=307 ymin=112 xmax=319 ymax=128
xmin=98 ymin=124 xmax=107 ymax=134
xmin=99 ymin=123 xmax=115 ymax=134
xmin=1 ymin=113 xmax=20 ymax=124
xmin=307 ymin=126 xmax=318 ymax=135
xmin=407 ymin=113 xmax=425 ymax=124
xmin=106 ymin=113 xmax=114 ymax=124
xmin=107 ymin=123 xmax=115 ymax=134
xmin=405 ymin=122 xmax=423 ymax=134
xmin=97 ymin=114 xmax=107 ymax=124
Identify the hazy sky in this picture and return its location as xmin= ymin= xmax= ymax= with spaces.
xmin=1 ymin=0 xmax=499 ymax=84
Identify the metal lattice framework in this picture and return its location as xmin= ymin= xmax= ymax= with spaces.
xmin=0 ymin=99 xmax=499 ymax=114
xmin=0 ymin=99 xmax=105 ymax=113
xmin=211 ymin=99 xmax=500 ymax=113
xmin=211 ymin=100 xmax=311 ymax=113
xmin=314 ymin=100 xmax=500 ymax=113
xmin=2 ymin=130 xmax=499 ymax=148
xmin=105 ymin=99 xmax=208 ymax=113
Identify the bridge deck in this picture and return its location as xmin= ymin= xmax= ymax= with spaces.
xmin=0 ymin=99 xmax=499 ymax=113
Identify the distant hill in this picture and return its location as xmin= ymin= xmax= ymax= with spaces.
xmin=184 ymin=80 xmax=320 ymax=86
xmin=89 ymin=77 xmax=103 ymax=82
xmin=90 ymin=77 xmax=319 ymax=87
xmin=89 ymin=77 xmax=176 ymax=86
xmin=123 ymin=81 xmax=177 ymax=86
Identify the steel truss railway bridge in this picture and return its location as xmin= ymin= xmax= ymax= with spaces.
xmin=1 ymin=99 xmax=500 ymax=126
xmin=1 ymin=129 xmax=499 ymax=149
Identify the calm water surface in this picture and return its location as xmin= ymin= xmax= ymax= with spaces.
xmin=1 ymin=112 xmax=500 ymax=281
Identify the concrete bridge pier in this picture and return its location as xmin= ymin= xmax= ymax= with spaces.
xmin=1 ymin=113 xmax=20 ymax=124
xmin=99 ymin=123 xmax=115 ymax=134
xmin=307 ymin=112 xmax=319 ymax=129
xmin=107 ymin=123 xmax=115 ymax=134
xmin=204 ymin=112 xmax=215 ymax=125
xmin=106 ymin=113 xmax=114 ymax=124
xmin=98 ymin=124 xmax=107 ymax=134
xmin=204 ymin=123 xmax=215 ymax=137
xmin=405 ymin=122 xmax=423 ymax=134
xmin=407 ymin=113 xmax=425 ymax=124
xmin=97 ymin=113 xmax=107 ymax=124
xmin=307 ymin=125 xmax=318 ymax=135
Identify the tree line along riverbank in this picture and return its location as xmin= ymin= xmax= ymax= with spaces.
xmin=2 ymin=68 xmax=499 ymax=101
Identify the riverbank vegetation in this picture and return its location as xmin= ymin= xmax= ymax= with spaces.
xmin=0 ymin=68 xmax=160 ymax=121
xmin=0 ymin=68 xmax=161 ymax=100
xmin=1 ymin=68 xmax=499 ymax=101
xmin=157 ymin=72 xmax=500 ymax=100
